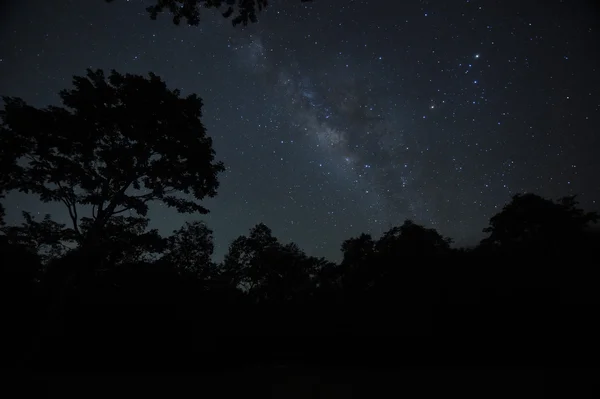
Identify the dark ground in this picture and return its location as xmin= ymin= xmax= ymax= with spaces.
xmin=7 ymin=367 xmax=599 ymax=398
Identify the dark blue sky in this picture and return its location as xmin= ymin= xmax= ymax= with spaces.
xmin=1 ymin=0 xmax=599 ymax=261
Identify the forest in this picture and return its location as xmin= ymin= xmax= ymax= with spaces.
xmin=1 ymin=68 xmax=599 ymax=373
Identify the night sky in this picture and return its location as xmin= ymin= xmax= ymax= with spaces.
xmin=1 ymin=0 xmax=599 ymax=261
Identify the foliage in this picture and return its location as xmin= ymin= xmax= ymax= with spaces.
xmin=222 ymin=223 xmax=280 ymax=291
xmin=5 ymin=189 xmax=600 ymax=371
xmin=79 ymin=215 xmax=166 ymax=266
xmin=161 ymin=220 xmax=216 ymax=278
xmin=222 ymin=223 xmax=323 ymax=302
xmin=378 ymin=219 xmax=453 ymax=256
xmin=105 ymin=0 xmax=313 ymax=27
xmin=338 ymin=220 xmax=453 ymax=295
xmin=481 ymin=193 xmax=598 ymax=252
xmin=0 ymin=69 xmax=224 ymax=249
xmin=0 ymin=211 xmax=78 ymax=263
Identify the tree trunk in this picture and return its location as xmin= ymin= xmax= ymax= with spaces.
xmin=18 ymin=180 xmax=136 ymax=369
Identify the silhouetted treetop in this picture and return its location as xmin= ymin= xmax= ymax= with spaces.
xmin=376 ymin=220 xmax=452 ymax=256
xmin=0 ymin=68 xmax=224 ymax=250
xmin=481 ymin=193 xmax=598 ymax=251
xmin=337 ymin=220 xmax=453 ymax=295
xmin=222 ymin=222 xmax=279 ymax=290
xmin=221 ymin=223 xmax=325 ymax=302
xmin=106 ymin=0 xmax=313 ymax=27
xmin=161 ymin=220 xmax=216 ymax=278
xmin=341 ymin=233 xmax=375 ymax=264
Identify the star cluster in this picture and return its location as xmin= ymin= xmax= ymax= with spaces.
xmin=0 ymin=0 xmax=598 ymax=260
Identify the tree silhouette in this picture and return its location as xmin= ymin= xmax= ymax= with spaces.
xmin=0 ymin=211 xmax=78 ymax=264
xmin=338 ymin=220 xmax=452 ymax=298
xmin=256 ymin=242 xmax=322 ymax=303
xmin=0 ymin=69 xmax=224 ymax=252
xmin=221 ymin=223 xmax=323 ymax=303
xmin=222 ymin=222 xmax=278 ymax=292
xmin=106 ymin=0 xmax=313 ymax=27
xmin=376 ymin=220 xmax=452 ymax=258
xmin=339 ymin=233 xmax=376 ymax=294
xmin=78 ymin=215 xmax=166 ymax=267
xmin=480 ymin=193 xmax=598 ymax=254
xmin=341 ymin=233 xmax=376 ymax=265
xmin=5 ymin=188 xmax=599 ymax=369
xmin=161 ymin=220 xmax=216 ymax=279
xmin=474 ymin=193 xmax=600 ymax=305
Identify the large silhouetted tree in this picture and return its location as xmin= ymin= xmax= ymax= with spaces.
xmin=0 ymin=69 xmax=225 ymax=252
xmin=480 ymin=193 xmax=598 ymax=254
xmin=106 ymin=0 xmax=313 ymax=27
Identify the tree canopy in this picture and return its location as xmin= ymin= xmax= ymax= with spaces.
xmin=160 ymin=220 xmax=216 ymax=278
xmin=105 ymin=0 xmax=313 ymax=27
xmin=0 ymin=69 xmax=224 ymax=250
xmin=0 ymin=211 xmax=78 ymax=264
xmin=3 ymin=183 xmax=600 ymax=370
xmin=480 ymin=193 xmax=598 ymax=253
xmin=221 ymin=223 xmax=328 ymax=303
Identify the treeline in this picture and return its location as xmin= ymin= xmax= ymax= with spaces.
xmin=2 ymin=191 xmax=599 ymax=371
xmin=1 ymin=69 xmax=599 ymax=371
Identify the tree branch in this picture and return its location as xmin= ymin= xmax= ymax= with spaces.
xmin=96 ymin=178 xmax=110 ymax=219
xmin=56 ymin=181 xmax=81 ymax=237
xmin=102 ymin=178 xmax=137 ymax=222
xmin=110 ymin=186 xmax=179 ymax=216
xmin=111 ymin=206 xmax=135 ymax=216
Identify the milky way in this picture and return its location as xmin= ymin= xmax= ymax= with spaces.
xmin=231 ymin=30 xmax=428 ymax=230
xmin=1 ymin=0 xmax=599 ymax=261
